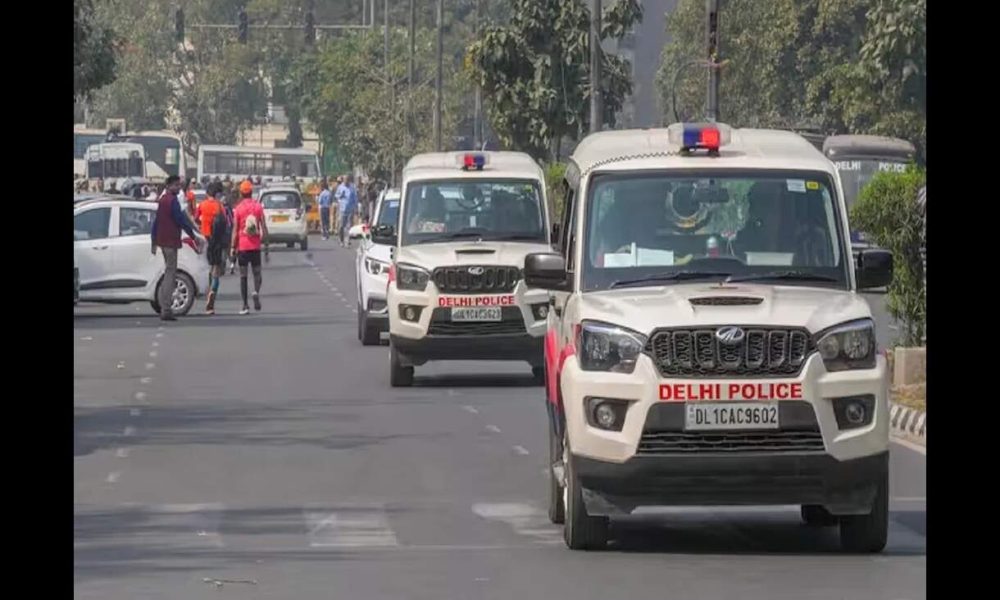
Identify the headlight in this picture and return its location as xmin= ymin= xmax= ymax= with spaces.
xmin=576 ymin=321 xmax=647 ymax=373
xmin=365 ymin=257 xmax=389 ymax=276
xmin=815 ymin=320 xmax=876 ymax=371
xmin=396 ymin=263 xmax=430 ymax=291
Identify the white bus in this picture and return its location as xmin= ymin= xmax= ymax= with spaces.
xmin=74 ymin=128 xmax=189 ymax=182
xmin=85 ymin=142 xmax=147 ymax=182
xmin=197 ymin=145 xmax=322 ymax=183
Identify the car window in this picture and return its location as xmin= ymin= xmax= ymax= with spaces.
xmin=261 ymin=193 xmax=301 ymax=209
xmin=74 ymin=207 xmax=111 ymax=241
xmin=118 ymin=207 xmax=155 ymax=237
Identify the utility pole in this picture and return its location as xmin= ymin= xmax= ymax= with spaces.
xmin=473 ymin=0 xmax=482 ymax=150
xmin=434 ymin=0 xmax=444 ymax=151
xmin=384 ymin=0 xmax=390 ymax=73
xmin=408 ymin=0 xmax=415 ymax=92
xmin=385 ymin=0 xmax=395 ymax=186
xmin=589 ymin=0 xmax=602 ymax=133
xmin=706 ymin=0 xmax=721 ymax=122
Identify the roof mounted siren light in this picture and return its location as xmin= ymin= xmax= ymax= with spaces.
xmin=668 ymin=122 xmax=731 ymax=157
xmin=460 ymin=153 xmax=487 ymax=171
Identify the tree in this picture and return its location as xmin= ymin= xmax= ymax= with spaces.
xmin=850 ymin=166 xmax=925 ymax=346
xmin=466 ymin=0 xmax=643 ymax=161
xmin=74 ymin=0 xmax=118 ymax=98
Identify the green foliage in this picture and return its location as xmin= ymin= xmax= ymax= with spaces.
xmin=74 ymin=0 xmax=118 ymax=98
xmin=850 ymin=166 xmax=925 ymax=346
xmin=656 ymin=0 xmax=925 ymax=160
xmin=466 ymin=0 xmax=643 ymax=161
xmin=543 ymin=162 xmax=568 ymax=219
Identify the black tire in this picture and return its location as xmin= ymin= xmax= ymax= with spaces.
xmin=801 ymin=505 xmax=838 ymax=527
xmin=563 ymin=433 xmax=609 ymax=550
xmin=356 ymin=304 xmax=364 ymax=341
xmin=389 ymin=341 xmax=414 ymax=387
xmin=839 ymin=471 xmax=888 ymax=553
xmin=151 ymin=271 xmax=197 ymax=316
xmin=361 ymin=314 xmax=380 ymax=346
xmin=300 ymin=237 xmax=309 ymax=251
xmin=547 ymin=425 xmax=565 ymax=524
xmin=532 ymin=365 xmax=546 ymax=386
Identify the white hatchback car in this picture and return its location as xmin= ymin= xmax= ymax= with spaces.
xmin=260 ymin=186 xmax=309 ymax=251
xmin=74 ymin=196 xmax=210 ymax=315
xmin=350 ymin=188 xmax=400 ymax=345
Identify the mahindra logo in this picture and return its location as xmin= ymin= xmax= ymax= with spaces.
xmin=468 ymin=266 xmax=485 ymax=275
xmin=715 ymin=326 xmax=746 ymax=345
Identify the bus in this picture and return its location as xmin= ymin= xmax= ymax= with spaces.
xmin=197 ymin=145 xmax=322 ymax=183
xmin=74 ymin=128 xmax=108 ymax=180
xmin=85 ymin=142 xmax=147 ymax=182
xmin=823 ymin=134 xmax=916 ymax=249
xmin=74 ymin=127 xmax=189 ymax=182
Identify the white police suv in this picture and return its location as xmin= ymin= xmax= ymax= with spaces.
xmin=350 ymin=188 xmax=400 ymax=345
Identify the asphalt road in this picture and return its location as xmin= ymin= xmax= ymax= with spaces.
xmin=74 ymin=240 xmax=925 ymax=600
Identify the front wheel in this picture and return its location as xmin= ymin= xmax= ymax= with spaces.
xmin=547 ymin=425 xmax=565 ymax=524
xmin=839 ymin=472 xmax=889 ymax=553
xmin=151 ymin=272 xmax=196 ymax=316
xmin=563 ymin=433 xmax=609 ymax=550
xmin=361 ymin=312 xmax=381 ymax=346
xmin=389 ymin=341 xmax=414 ymax=387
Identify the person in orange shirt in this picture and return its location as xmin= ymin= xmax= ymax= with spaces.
xmin=184 ymin=178 xmax=198 ymax=219
xmin=195 ymin=182 xmax=230 ymax=314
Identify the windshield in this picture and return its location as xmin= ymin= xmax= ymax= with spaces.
xmin=127 ymin=135 xmax=183 ymax=177
xmin=260 ymin=192 xmax=301 ymax=209
xmin=400 ymin=179 xmax=545 ymax=246
xmin=832 ymin=158 xmax=908 ymax=211
xmin=377 ymin=197 xmax=400 ymax=228
xmin=582 ymin=170 xmax=848 ymax=291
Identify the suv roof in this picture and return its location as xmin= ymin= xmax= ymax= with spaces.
xmin=402 ymin=151 xmax=543 ymax=179
xmin=570 ymin=126 xmax=834 ymax=176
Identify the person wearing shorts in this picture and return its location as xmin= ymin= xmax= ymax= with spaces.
xmin=196 ymin=182 xmax=229 ymax=314
xmin=231 ymin=180 xmax=268 ymax=315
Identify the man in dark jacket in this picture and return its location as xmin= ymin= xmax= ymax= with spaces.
xmin=151 ymin=175 xmax=205 ymax=321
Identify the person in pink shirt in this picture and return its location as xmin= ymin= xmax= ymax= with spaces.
xmin=230 ymin=181 xmax=269 ymax=315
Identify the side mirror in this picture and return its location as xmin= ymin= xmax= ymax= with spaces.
xmin=857 ymin=248 xmax=893 ymax=290
xmin=348 ymin=224 xmax=366 ymax=240
xmin=372 ymin=224 xmax=397 ymax=246
xmin=524 ymin=253 xmax=570 ymax=291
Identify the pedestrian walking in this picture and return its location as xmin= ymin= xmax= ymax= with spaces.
xmin=317 ymin=179 xmax=333 ymax=240
xmin=150 ymin=175 xmax=205 ymax=321
xmin=196 ymin=182 xmax=230 ymax=315
xmin=335 ymin=174 xmax=359 ymax=247
xmin=231 ymin=180 xmax=268 ymax=315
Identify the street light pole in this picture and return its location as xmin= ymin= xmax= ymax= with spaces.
xmin=706 ymin=0 xmax=721 ymax=122
xmin=589 ymin=0 xmax=603 ymax=133
xmin=434 ymin=0 xmax=444 ymax=151
xmin=473 ymin=0 xmax=482 ymax=149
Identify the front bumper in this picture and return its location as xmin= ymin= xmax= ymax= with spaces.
xmin=266 ymin=221 xmax=307 ymax=242
xmin=390 ymin=333 xmax=543 ymax=366
xmin=575 ymin=450 xmax=888 ymax=515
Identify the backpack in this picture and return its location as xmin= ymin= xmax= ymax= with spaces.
xmin=243 ymin=212 xmax=260 ymax=238
xmin=210 ymin=203 xmax=230 ymax=244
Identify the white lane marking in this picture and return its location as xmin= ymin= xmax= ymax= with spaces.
xmin=149 ymin=351 xmax=158 ymax=358
xmin=116 ymin=362 xmax=125 ymax=370
xmin=513 ymin=445 xmax=530 ymax=456
xmin=155 ymin=332 xmax=164 ymax=338
xmin=140 ymin=377 xmax=152 ymax=384
xmin=472 ymin=503 xmax=561 ymax=542
xmin=80 ymin=336 xmax=93 ymax=341
xmin=106 ymin=472 xmax=121 ymax=483
xmin=149 ymin=503 xmax=225 ymax=548
xmin=305 ymin=507 xmax=399 ymax=548
xmin=130 ymin=408 xmax=142 ymax=417
xmin=123 ymin=426 xmax=136 ymax=437
xmin=134 ymin=392 xmax=147 ymax=402
xmin=158 ymin=326 xmax=164 ymax=331
xmin=891 ymin=436 xmax=926 ymax=455
xmin=151 ymin=342 xmax=159 ymax=348
xmin=145 ymin=363 xmax=155 ymax=370
xmin=115 ymin=448 xmax=129 ymax=458
xmin=136 ymin=321 xmax=142 ymax=326
xmin=462 ymin=405 xmax=479 ymax=414
xmin=485 ymin=425 xmax=501 ymax=433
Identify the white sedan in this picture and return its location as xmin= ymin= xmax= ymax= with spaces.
xmin=74 ymin=196 xmax=210 ymax=316
xmin=350 ymin=188 xmax=399 ymax=345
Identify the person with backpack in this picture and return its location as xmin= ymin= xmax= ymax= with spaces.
xmin=196 ymin=182 xmax=230 ymax=315
xmin=231 ymin=180 xmax=268 ymax=315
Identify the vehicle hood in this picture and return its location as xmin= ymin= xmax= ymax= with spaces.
xmin=395 ymin=241 xmax=552 ymax=270
xmin=579 ymin=283 xmax=872 ymax=336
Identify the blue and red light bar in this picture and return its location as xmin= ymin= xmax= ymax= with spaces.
xmin=461 ymin=153 xmax=486 ymax=170
xmin=667 ymin=122 xmax=731 ymax=155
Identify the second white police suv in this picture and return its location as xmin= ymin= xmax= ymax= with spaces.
xmin=378 ymin=151 xmax=553 ymax=386
xmin=523 ymin=123 xmax=894 ymax=552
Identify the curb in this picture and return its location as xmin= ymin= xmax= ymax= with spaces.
xmin=890 ymin=402 xmax=926 ymax=440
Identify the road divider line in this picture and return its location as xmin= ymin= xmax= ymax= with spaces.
xmin=130 ymin=408 xmax=142 ymax=417
xmin=115 ymin=448 xmax=129 ymax=458
xmin=472 ymin=503 xmax=561 ymax=543
xmin=485 ymin=425 xmax=501 ymax=433
xmin=123 ymin=426 xmax=136 ymax=437
xmin=106 ymin=472 xmax=121 ymax=483
xmin=304 ymin=506 xmax=399 ymax=548
xmin=513 ymin=445 xmax=530 ymax=456
xmin=462 ymin=406 xmax=479 ymax=414
xmin=134 ymin=392 xmax=147 ymax=402
xmin=145 ymin=363 xmax=155 ymax=370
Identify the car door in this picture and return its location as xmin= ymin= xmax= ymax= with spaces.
xmin=545 ymin=179 xmax=577 ymax=408
xmin=107 ymin=204 xmax=159 ymax=299
xmin=73 ymin=206 xmax=114 ymax=298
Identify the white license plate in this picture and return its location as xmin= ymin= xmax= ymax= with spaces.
xmin=451 ymin=307 xmax=502 ymax=322
xmin=685 ymin=402 xmax=779 ymax=431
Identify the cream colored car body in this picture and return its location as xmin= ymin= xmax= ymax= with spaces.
xmin=387 ymin=151 xmax=552 ymax=370
xmin=546 ymin=127 xmax=890 ymax=522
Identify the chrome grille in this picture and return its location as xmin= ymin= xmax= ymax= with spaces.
xmin=432 ymin=265 xmax=521 ymax=294
xmin=646 ymin=327 xmax=812 ymax=377
xmin=637 ymin=430 xmax=825 ymax=454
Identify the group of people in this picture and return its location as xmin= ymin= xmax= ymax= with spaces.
xmin=149 ymin=175 xmax=268 ymax=321
xmin=316 ymin=174 xmax=361 ymax=246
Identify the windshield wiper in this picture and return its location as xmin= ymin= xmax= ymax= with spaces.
xmin=725 ymin=271 xmax=841 ymax=284
xmin=414 ymin=230 xmax=487 ymax=244
xmin=491 ymin=234 xmax=545 ymax=241
xmin=610 ymin=271 xmax=731 ymax=289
